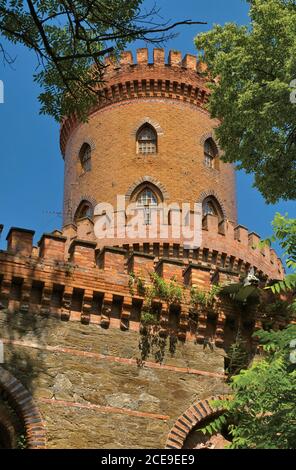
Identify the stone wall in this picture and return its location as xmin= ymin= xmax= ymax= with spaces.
xmin=0 ymin=309 xmax=226 ymax=449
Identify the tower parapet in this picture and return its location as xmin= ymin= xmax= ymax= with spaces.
xmin=60 ymin=48 xmax=210 ymax=156
xmin=0 ymin=221 xmax=285 ymax=346
xmin=61 ymin=47 xmax=237 ymax=233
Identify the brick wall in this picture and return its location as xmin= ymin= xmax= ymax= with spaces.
xmin=0 ymin=224 xmax=286 ymax=347
xmin=61 ymin=48 xmax=237 ymax=228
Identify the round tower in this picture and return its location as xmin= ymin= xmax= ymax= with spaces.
xmin=61 ymin=48 xmax=237 ymax=233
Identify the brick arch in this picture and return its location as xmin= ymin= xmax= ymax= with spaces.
xmin=126 ymin=176 xmax=169 ymax=200
xmin=200 ymin=131 xmax=221 ymax=155
xmin=73 ymin=137 xmax=96 ymax=159
xmin=0 ymin=366 xmax=46 ymax=448
xmin=73 ymin=195 xmax=97 ymax=219
xmin=79 ymin=194 xmax=97 ymax=207
xmin=131 ymin=117 xmax=164 ymax=136
xmin=197 ymin=190 xmax=227 ymax=219
xmin=165 ymin=395 xmax=230 ymax=449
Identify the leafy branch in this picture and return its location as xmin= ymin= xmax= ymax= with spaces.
xmin=260 ymin=213 xmax=296 ymax=316
xmin=190 ymin=284 xmax=221 ymax=314
xmin=200 ymin=325 xmax=296 ymax=449
xmin=0 ymin=1 xmax=206 ymax=120
xmin=129 ymin=271 xmax=184 ymax=363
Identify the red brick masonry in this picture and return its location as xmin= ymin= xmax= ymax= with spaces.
xmin=39 ymin=398 xmax=170 ymax=421
xmin=0 ymin=366 xmax=46 ymax=449
xmin=1 ymin=338 xmax=226 ymax=380
xmin=166 ymin=395 xmax=230 ymax=449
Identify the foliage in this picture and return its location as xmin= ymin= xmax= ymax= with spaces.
xmin=149 ymin=272 xmax=184 ymax=305
xmin=201 ymin=325 xmax=296 ymax=448
xmin=140 ymin=309 xmax=159 ymax=326
xmin=225 ymin=332 xmax=250 ymax=377
xmin=17 ymin=434 xmax=27 ymax=449
xmin=201 ymin=414 xmax=228 ymax=438
xmin=263 ymin=213 xmax=296 ymax=316
xmin=0 ymin=1 xmax=205 ymax=121
xmin=129 ymin=272 xmax=184 ymax=363
xmin=129 ymin=271 xmax=184 ymax=308
xmin=190 ymin=284 xmax=221 ymax=318
xmin=270 ymin=274 xmax=296 ymax=296
xmin=255 ymin=325 xmax=296 ymax=357
xmin=258 ymin=298 xmax=294 ymax=328
xmin=267 ymin=213 xmax=296 ymax=269
xmin=64 ymin=262 xmax=75 ymax=277
xmin=195 ymin=0 xmax=296 ymax=203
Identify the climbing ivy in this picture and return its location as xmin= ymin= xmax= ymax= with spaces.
xmin=129 ymin=271 xmax=184 ymax=309
xmin=129 ymin=272 xmax=184 ymax=363
xmin=189 ymin=285 xmax=221 ymax=329
xmin=129 ymin=269 xmax=293 ymax=367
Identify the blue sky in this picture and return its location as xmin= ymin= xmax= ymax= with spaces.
xmin=0 ymin=0 xmax=294 ymax=261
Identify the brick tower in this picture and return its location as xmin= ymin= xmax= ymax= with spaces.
xmin=61 ymin=48 xmax=236 ymax=234
xmin=0 ymin=49 xmax=286 ymax=449
xmin=59 ymin=48 xmax=282 ymax=281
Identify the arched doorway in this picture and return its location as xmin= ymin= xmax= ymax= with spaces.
xmin=0 ymin=367 xmax=46 ymax=448
xmin=166 ymin=395 xmax=231 ymax=450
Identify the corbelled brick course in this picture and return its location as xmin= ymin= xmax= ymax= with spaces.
xmin=0 ymin=220 xmax=286 ymax=348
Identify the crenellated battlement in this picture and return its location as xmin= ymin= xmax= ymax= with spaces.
xmin=0 ymin=216 xmax=284 ymax=281
xmin=104 ymin=48 xmax=204 ymax=72
xmin=0 ymin=219 xmax=286 ymax=347
xmin=60 ymin=48 xmax=210 ymax=156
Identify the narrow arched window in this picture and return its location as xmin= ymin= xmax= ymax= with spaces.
xmin=74 ymin=201 xmax=93 ymax=222
xmin=204 ymin=138 xmax=217 ymax=168
xmin=79 ymin=143 xmax=91 ymax=172
xmin=203 ymin=200 xmax=216 ymax=216
xmin=137 ymin=124 xmax=157 ymax=154
xmin=136 ymin=188 xmax=158 ymax=225
xmin=202 ymin=197 xmax=224 ymax=222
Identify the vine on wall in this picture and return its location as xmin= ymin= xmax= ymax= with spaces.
xmin=129 ymin=272 xmax=184 ymax=363
xmin=189 ymin=285 xmax=221 ymax=320
xmin=129 ymin=270 xmax=293 ymax=367
xmin=129 ymin=273 xmax=223 ymax=363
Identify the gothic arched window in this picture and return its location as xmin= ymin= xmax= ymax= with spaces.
xmin=79 ymin=143 xmax=91 ymax=172
xmin=137 ymin=124 xmax=157 ymax=155
xmin=204 ymin=138 xmax=217 ymax=168
xmin=202 ymin=197 xmax=224 ymax=222
xmin=136 ymin=188 xmax=158 ymax=225
xmin=74 ymin=201 xmax=93 ymax=222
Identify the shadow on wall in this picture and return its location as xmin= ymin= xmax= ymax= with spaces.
xmin=0 ymin=251 xmax=57 ymax=447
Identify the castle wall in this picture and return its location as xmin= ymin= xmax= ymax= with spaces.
xmin=0 ymin=310 xmax=226 ymax=449
xmin=0 ymin=222 xmax=286 ymax=448
xmin=0 ymin=47 xmax=289 ymax=449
